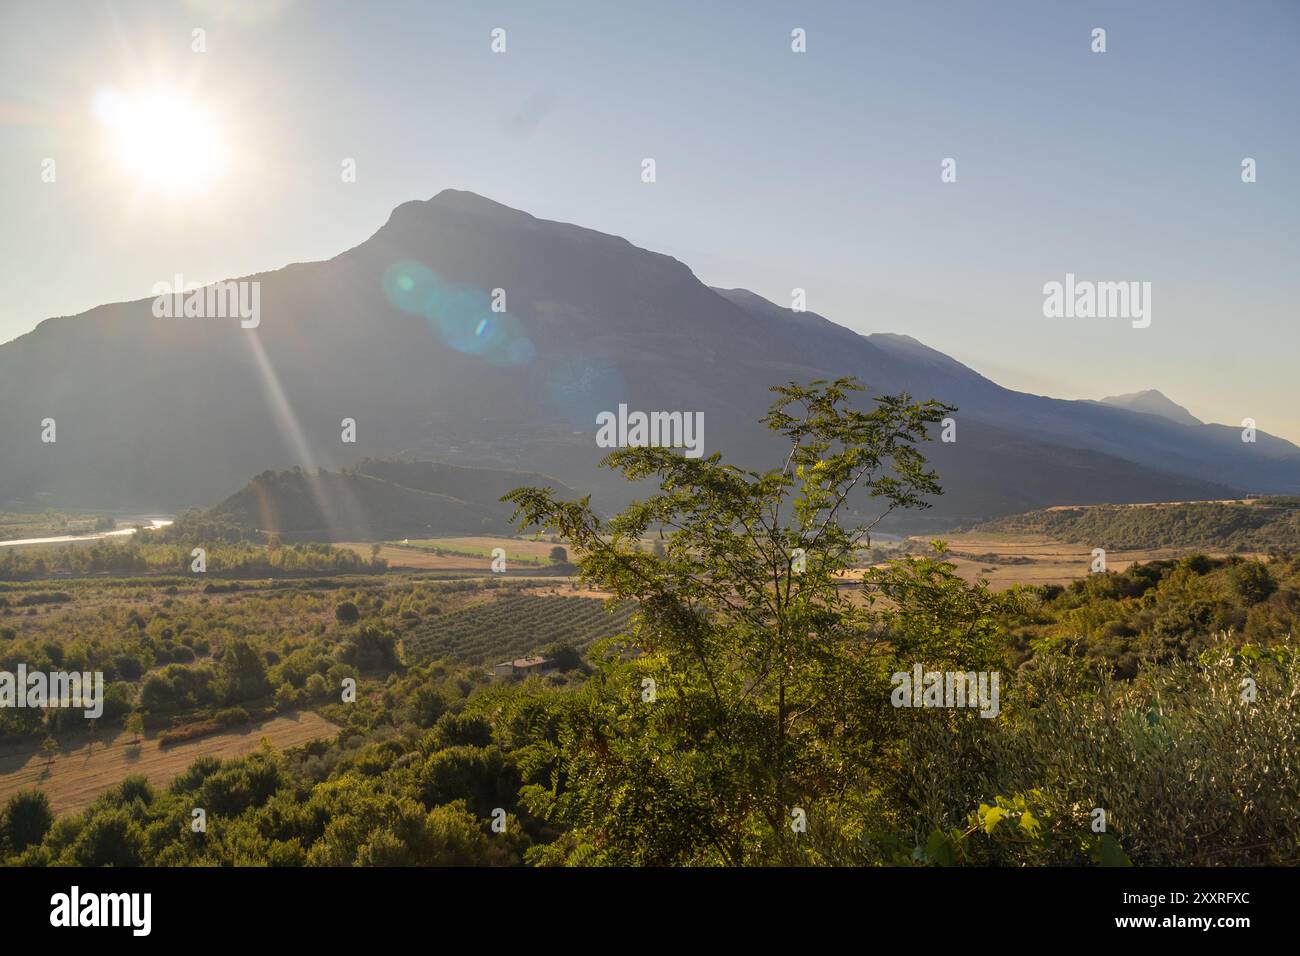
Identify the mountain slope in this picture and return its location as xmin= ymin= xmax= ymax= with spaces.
xmin=1 ymin=189 xmax=1296 ymax=527
xmin=1099 ymin=389 xmax=1203 ymax=427
xmin=210 ymin=459 xmax=575 ymax=538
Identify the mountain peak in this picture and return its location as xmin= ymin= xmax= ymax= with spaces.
xmin=379 ymin=189 xmax=536 ymax=227
xmin=427 ymin=188 xmax=529 ymax=217
xmin=1100 ymin=389 xmax=1202 ymax=427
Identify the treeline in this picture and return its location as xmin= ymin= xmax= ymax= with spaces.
xmin=0 ymin=538 xmax=385 ymax=581
xmin=0 ymin=510 xmax=116 ymax=542
xmin=969 ymin=499 xmax=1300 ymax=552
xmin=1009 ymin=552 xmax=1299 ymax=676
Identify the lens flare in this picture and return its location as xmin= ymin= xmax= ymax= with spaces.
xmin=381 ymin=260 xmax=534 ymax=367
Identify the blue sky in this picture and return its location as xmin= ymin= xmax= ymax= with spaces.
xmin=2 ymin=0 xmax=1297 ymax=439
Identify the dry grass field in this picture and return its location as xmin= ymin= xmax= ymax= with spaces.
xmin=909 ymin=533 xmax=1255 ymax=589
xmin=335 ymin=542 xmax=475 ymax=570
xmin=343 ymin=525 xmax=1251 ymax=595
xmin=362 ymin=533 xmax=1190 ymax=592
xmin=0 ymin=710 xmax=339 ymax=816
xmin=336 ymin=536 xmax=566 ymax=571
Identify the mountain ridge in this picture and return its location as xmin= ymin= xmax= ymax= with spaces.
xmin=209 ymin=458 xmax=576 ymax=539
xmin=1099 ymin=389 xmax=1203 ymax=427
xmin=1 ymin=189 xmax=1295 ymax=526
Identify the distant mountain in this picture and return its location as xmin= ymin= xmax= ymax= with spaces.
xmin=1099 ymin=389 xmax=1203 ymax=427
xmin=2 ymin=189 xmax=1297 ymax=529
xmin=210 ymin=459 xmax=575 ymax=539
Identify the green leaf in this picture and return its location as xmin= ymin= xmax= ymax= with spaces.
xmin=924 ymin=828 xmax=955 ymax=866
xmin=1095 ymin=834 xmax=1132 ymax=867
xmin=982 ymin=806 xmax=1008 ymax=834
xmin=1017 ymin=809 xmax=1042 ymax=839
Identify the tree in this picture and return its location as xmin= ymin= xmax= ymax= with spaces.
xmin=1229 ymin=560 xmax=1276 ymax=605
xmin=40 ymin=736 xmax=57 ymax=767
xmin=549 ymin=546 xmax=568 ymax=564
xmin=335 ymin=600 xmax=361 ymax=624
xmin=304 ymin=673 xmax=329 ymax=699
xmin=541 ymin=642 xmax=585 ymax=673
xmin=219 ymin=638 xmax=271 ymax=703
xmin=125 ymin=712 xmax=145 ymax=744
xmin=503 ymin=378 xmax=1016 ymax=865
xmin=70 ymin=807 xmax=145 ymax=866
xmin=2 ymin=790 xmax=53 ymax=851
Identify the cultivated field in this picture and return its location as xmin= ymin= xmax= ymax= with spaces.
xmin=402 ymin=591 xmax=635 ymax=665
xmin=337 ymin=536 xmax=566 ymax=572
xmin=0 ymin=711 xmax=339 ymax=816
xmin=918 ymin=533 xmax=1243 ymax=588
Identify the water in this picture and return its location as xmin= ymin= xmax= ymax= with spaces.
xmin=0 ymin=518 xmax=173 ymax=549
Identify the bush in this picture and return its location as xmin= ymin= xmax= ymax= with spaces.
xmin=1229 ymin=561 xmax=1277 ymax=605
xmin=890 ymin=645 xmax=1300 ymax=866
xmin=2 ymin=790 xmax=53 ymax=852
xmin=214 ymin=707 xmax=250 ymax=727
xmin=304 ymin=673 xmax=328 ymax=699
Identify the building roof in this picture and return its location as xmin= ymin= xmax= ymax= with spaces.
xmin=512 ymin=657 xmax=550 ymax=668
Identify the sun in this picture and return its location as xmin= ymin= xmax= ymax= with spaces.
xmin=93 ymin=87 xmax=229 ymax=194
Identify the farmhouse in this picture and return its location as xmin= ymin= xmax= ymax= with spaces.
xmin=492 ymin=656 xmax=557 ymax=679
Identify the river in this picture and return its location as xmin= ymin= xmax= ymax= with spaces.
xmin=0 ymin=518 xmax=173 ymax=549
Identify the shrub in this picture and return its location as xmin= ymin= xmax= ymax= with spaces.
xmin=2 ymin=790 xmax=53 ymax=852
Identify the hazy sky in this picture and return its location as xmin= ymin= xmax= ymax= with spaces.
xmin=2 ymin=0 xmax=1297 ymax=439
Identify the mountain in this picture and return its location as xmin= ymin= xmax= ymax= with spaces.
xmin=2 ymin=189 xmax=1298 ymax=529
xmin=1099 ymin=390 xmax=1203 ymax=427
xmin=210 ymin=459 xmax=576 ymax=539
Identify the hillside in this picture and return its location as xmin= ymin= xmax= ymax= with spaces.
xmin=967 ymin=497 xmax=1300 ymax=552
xmin=1098 ymin=389 xmax=1202 ymax=427
xmin=209 ymin=459 xmax=575 ymax=539
xmin=2 ymin=190 xmax=1297 ymax=524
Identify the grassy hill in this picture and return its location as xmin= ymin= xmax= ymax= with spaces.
xmin=967 ymin=497 xmax=1300 ymax=552
xmin=210 ymin=459 xmax=574 ymax=540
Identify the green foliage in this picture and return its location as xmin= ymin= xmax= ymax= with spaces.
xmin=1021 ymin=553 xmax=1300 ymax=671
xmin=220 ymin=638 xmax=272 ymax=704
xmin=3 ymin=790 xmax=53 ymax=852
xmin=504 ymin=378 xmax=959 ymax=864
xmin=1228 ymin=560 xmax=1276 ymax=605
xmin=3 ymin=379 xmax=1297 ymax=869
xmin=973 ymin=499 xmax=1300 ymax=552
xmin=887 ymin=647 xmax=1299 ymax=866
xmin=914 ymin=790 xmax=1132 ymax=867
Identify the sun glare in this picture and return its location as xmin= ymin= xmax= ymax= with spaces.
xmin=93 ymin=87 xmax=229 ymax=194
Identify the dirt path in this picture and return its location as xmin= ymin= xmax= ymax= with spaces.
xmin=0 ymin=711 xmax=339 ymax=816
